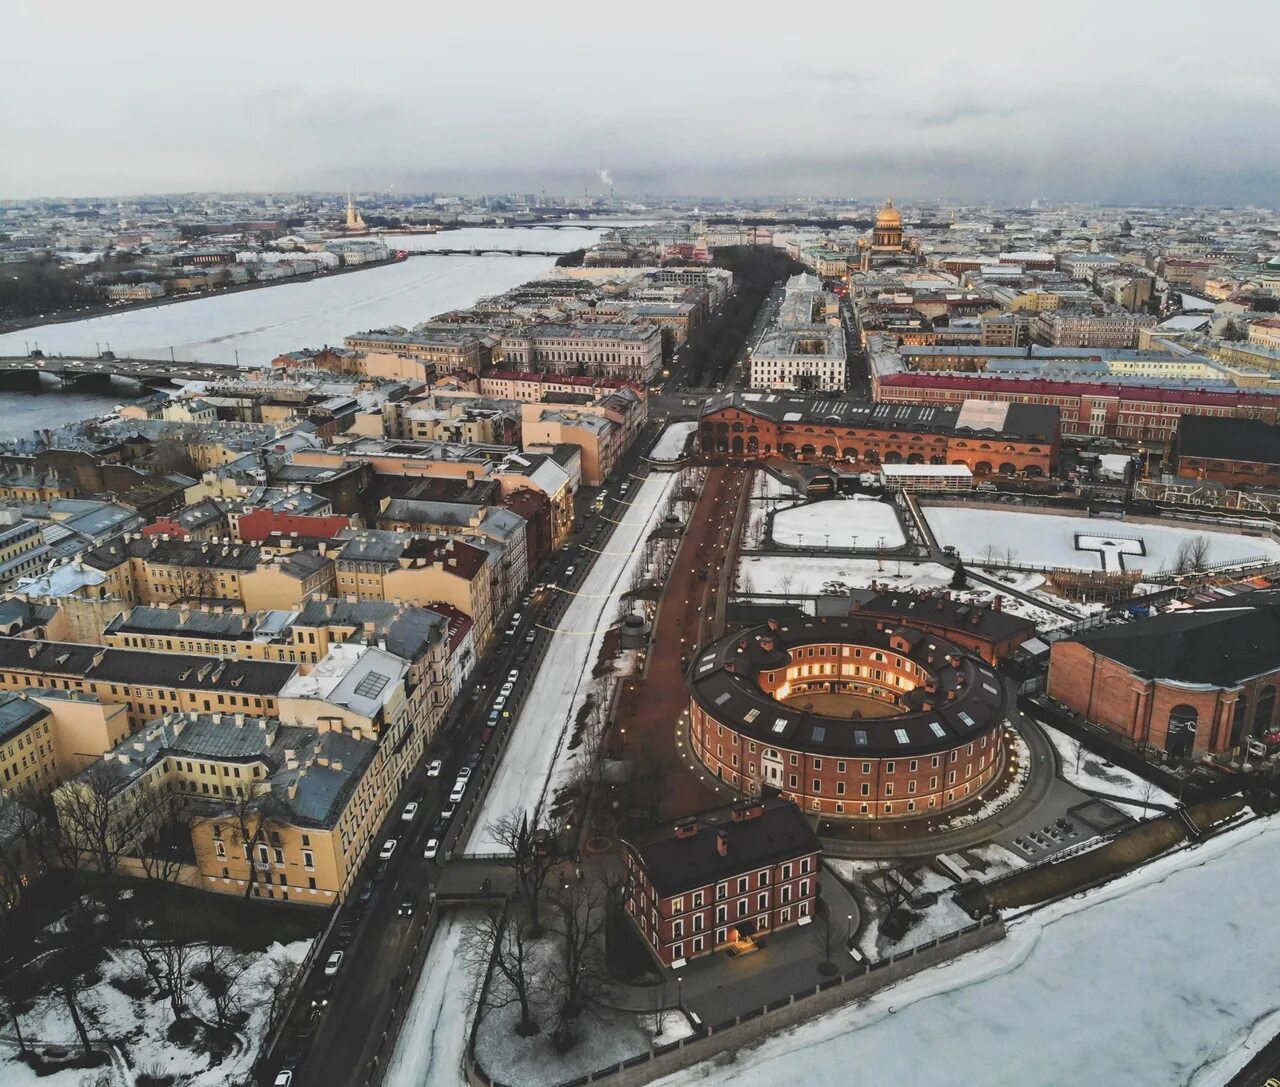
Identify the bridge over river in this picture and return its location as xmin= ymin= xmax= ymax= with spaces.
xmin=0 ymin=355 xmax=238 ymax=391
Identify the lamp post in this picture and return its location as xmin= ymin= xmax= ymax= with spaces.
xmin=676 ymin=973 xmax=684 ymax=1009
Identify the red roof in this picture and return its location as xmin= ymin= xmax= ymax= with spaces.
xmin=880 ymin=372 xmax=1277 ymax=409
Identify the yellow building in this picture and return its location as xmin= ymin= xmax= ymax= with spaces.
xmin=0 ymin=688 xmax=132 ymax=795
xmin=0 ymin=638 xmax=297 ymax=732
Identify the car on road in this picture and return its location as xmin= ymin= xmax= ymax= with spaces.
xmin=441 ymin=800 xmax=458 ymax=820
xmin=430 ymin=821 xmax=445 ymax=839
xmin=507 ymin=669 xmax=519 ymax=682
xmin=487 ymin=710 xmax=501 ymax=727
xmin=426 ymin=759 xmax=443 ymax=777
xmin=273 ymin=1072 xmax=294 ymax=1087
xmin=401 ymin=801 xmax=419 ymax=823
xmin=448 ymin=782 xmax=465 ymax=803
xmin=311 ymin=980 xmax=333 ymax=1008
xmin=458 ymin=766 xmax=472 ymax=781
xmin=493 ymin=695 xmax=507 ymax=710
xmin=480 ymin=726 xmax=494 ymax=747
xmin=525 ymin=630 xmax=536 ymax=643
xmin=379 ymin=839 xmax=397 ymax=861
xmin=398 ymin=893 xmax=417 ymax=917
xmin=323 ymin=951 xmax=343 ymax=977
xmin=564 ymin=565 xmax=576 ymax=579
xmin=500 ymin=681 xmax=514 ymax=696
xmin=356 ymin=883 xmax=375 ymax=908
xmin=423 ymin=838 xmax=440 ymax=860
xmin=335 ymin=921 xmax=357 ymax=947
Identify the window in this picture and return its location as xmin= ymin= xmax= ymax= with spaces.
xmin=671 ymin=896 xmax=684 ymax=913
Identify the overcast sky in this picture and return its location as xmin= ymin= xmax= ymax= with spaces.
xmin=4 ymin=0 xmax=1277 ymax=204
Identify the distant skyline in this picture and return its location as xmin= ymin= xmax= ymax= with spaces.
xmin=4 ymin=0 xmax=1279 ymax=206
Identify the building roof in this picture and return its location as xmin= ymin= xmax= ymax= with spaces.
xmin=687 ymin=616 xmax=1006 ymax=758
xmin=1068 ymin=593 xmax=1280 ymax=687
xmin=623 ymin=796 xmax=820 ymax=897
xmin=1177 ymin=414 xmax=1280 ymax=468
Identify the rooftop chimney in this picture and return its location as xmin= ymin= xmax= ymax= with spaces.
xmin=673 ymin=817 xmax=698 ymax=840
xmin=715 ymin=830 xmax=729 ymax=857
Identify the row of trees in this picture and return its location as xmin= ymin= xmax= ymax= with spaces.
xmin=465 ymin=810 xmax=618 ymax=1050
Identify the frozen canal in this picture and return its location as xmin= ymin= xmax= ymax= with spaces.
xmin=924 ymin=505 xmax=1280 ymax=573
xmin=656 ymin=816 xmax=1280 ymax=1087
xmin=381 ymin=915 xmax=472 ymax=1087
xmin=0 ymin=252 xmax=559 ymax=366
xmin=466 ymin=472 xmax=676 ymax=853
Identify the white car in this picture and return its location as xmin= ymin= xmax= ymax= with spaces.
xmin=449 ymin=783 xmax=465 ymax=803
xmin=564 ymin=566 xmax=576 ymax=579
xmin=457 ymin=767 xmax=472 ymax=781
xmin=379 ymin=839 xmax=397 ymax=861
xmin=423 ymin=838 xmax=440 ymax=860
xmin=426 ymin=759 xmax=443 ymax=778
xmin=507 ymin=669 xmax=519 ymax=682
xmin=401 ymin=802 xmax=419 ymax=823
xmin=323 ymin=951 xmax=343 ymax=977
xmin=493 ymin=695 xmax=507 ymax=710
xmin=273 ymin=1072 xmax=293 ymax=1087
xmin=500 ymin=682 xmax=514 ymax=697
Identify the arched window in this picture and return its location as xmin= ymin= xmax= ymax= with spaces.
xmin=731 ymin=436 xmax=744 ymax=454
xmin=907 ymin=453 xmax=925 ymax=464
xmin=974 ymin=461 xmax=993 ymax=474
xmin=822 ymin=445 xmax=837 ymax=457
xmin=1166 ymin=704 xmax=1198 ymax=758
xmin=999 ymin=462 xmax=1016 ymax=475
xmin=884 ymin=451 xmax=903 ymax=465
xmin=843 ymin=447 xmax=858 ymax=460
xmin=747 ymin=436 xmax=759 ymax=454
xmin=1255 ymin=685 xmax=1276 ymax=733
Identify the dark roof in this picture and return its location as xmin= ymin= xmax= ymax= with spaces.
xmin=0 ymin=691 xmax=50 ymax=744
xmin=84 ymin=536 xmax=261 ymax=572
xmin=623 ymin=797 xmax=820 ymax=897
xmin=853 ymin=590 xmax=1037 ymax=643
xmin=0 ymin=637 xmax=296 ymax=695
xmin=1177 ymin=414 xmax=1280 ymax=468
xmin=687 ymin=615 xmax=1006 ymax=757
xmin=1068 ymin=593 xmax=1280 ymax=687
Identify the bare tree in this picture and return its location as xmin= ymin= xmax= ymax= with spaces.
xmin=778 ymin=573 xmax=794 ymax=600
xmin=132 ymin=779 xmax=185 ymax=884
xmin=486 ymin=810 xmax=558 ymax=937
xmin=1066 ymin=737 xmax=1086 ymax=775
xmin=53 ymin=761 xmax=134 ymax=875
xmin=0 ymin=971 xmax=31 ymax=1056
xmin=811 ymin=905 xmax=840 ymax=976
xmin=196 ymin=944 xmax=255 ymax=1029
xmin=982 ymin=544 xmax=998 ymax=567
xmin=462 ymin=905 xmax=543 ymax=1037
xmin=1003 ymin=545 xmax=1019 ymax=568
xmin=257 ymin=953 xmax=301 ymax=1037
xmin=1174 ymin=535 xmax=1212 ymax=574
xmin=549 ymin=878 xmax=609 ymax=1051
xmin=0 ymin=792 xmax=49 ymax=920
xmin=218 ymin=788 xmax=283 ymax=900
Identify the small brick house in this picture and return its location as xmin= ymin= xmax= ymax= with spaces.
xmin=620 ymin=796 xmax=821 ymax=968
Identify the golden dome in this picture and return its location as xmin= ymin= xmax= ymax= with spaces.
xmin=875 ymin=198 xmax=901 ymax=228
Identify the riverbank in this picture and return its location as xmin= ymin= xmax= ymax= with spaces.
xmin=0 ymin=255 xmax=404 ymax=338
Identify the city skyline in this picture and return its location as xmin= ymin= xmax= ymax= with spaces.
xmin=4 ymin=0 xmax=1278 ymax=204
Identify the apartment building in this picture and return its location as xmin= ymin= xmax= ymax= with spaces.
xmin=498 ymin=323 xmax=663 ymax=383
xmin=519 ymin=406 xmax=619 ymax=485
xmin=0 ymin=689 xmax=132 ymax=795
xmin=1033 ymin=312 xmax=1156 ymax=348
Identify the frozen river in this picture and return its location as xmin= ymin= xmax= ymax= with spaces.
xmin=0 ymin=253 xmax=560 ymax=367
xmin=657 ymin=815 xmax=1280 ymax=1087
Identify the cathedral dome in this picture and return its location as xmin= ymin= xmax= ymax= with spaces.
xmin=875 ymin=199 xmax=902 ymax=228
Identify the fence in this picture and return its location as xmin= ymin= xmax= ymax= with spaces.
xmin=464 ymin=917 xmax=1005 ymax=1087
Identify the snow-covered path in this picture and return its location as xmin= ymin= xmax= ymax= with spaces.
xmin=381 ymin=916 xmax=472 ymax=1087
xmin=654 ymin=815 xmax=1280 ymax=1087
xmin=466 ymin=473 xmax=676 ymax=853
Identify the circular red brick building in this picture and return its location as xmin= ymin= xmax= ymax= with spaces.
xmin=687 ymin=615 xmax=1011 ymax=821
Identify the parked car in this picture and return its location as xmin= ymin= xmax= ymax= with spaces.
xmin=426 ymin=759 xmax=443 ymax=778
xmin=507 ymin=669 xmax=520 ymax=682
xmin=430 ymin=821 xmax=445 ymax=839
xmin=480 ymin=726 xmax=494 ymax=747
xmin=440 ymin=801 xmax=458 ymax=821
xmin=564 ymin=566 xmax=576 ymax=579
xmin=401 ymin=802 xmax=419 ymax=823
xmin=379 ymin=839 xmax=397 ymax=861
xmin=356 ymin=883 xmax=375 ymax=907
xmin=525 ymin=630 xmax=536 ymax=643
xmin=458 ymin=767 xmax=472 ymax=781
xmin=335 ymin=921 xmax=357 ymax=947
xmin=423 ymin=838 xmax=440 ymax=861
xmin=500 ymin=681 xmax=514 ymax=697
xmin=323 ymin=951 xmax=343 ymax=977
xmin=449 ymin=783 xmax=465 ymax=803
xmin=274 ymin=1072 xmax=294 ymax=1087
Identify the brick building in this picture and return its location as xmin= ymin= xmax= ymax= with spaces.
xmin=687 ymin=616 xmax=1010 ymax=821
xmin=622 ymin=796 xmax=821 ymax=967
xmin=1172 ymin=415 xmax=1280 ymax=490
xmin=1047 ymin=593 xmax=1280 ymax=757
xmin=699 ymin=393 xmax=1059 ymax=477
xmin=850 ymin=588 xmax=1038 ymax=665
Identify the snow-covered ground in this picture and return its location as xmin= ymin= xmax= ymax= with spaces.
xmin=0 ymin=254 xmax=557 ymax=366
xmin=654 ymin=815 xmax=1280 ymax=1087
xmin=1040 ymin=721 xmax=1177 ymax=813
xmin=648 ymin=421 xmax=697 ymax=463
xmin=924 ymin=506 xmax=1280 ymax=573
xmin=745 ymin=471 xmax=801 ymax=545
xmin=771 ymin=497 xmax=906 ymax=549
xmin=382 ymin=915 xmax=472 ymax=1087
xmin=466 ymin=472 xmax=676 ymax=853
xmin=0 ymin=940 xmax=310 ymax=1087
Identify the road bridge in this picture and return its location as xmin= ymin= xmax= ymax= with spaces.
xmin=0 ymin=355 xmax=239 ymax=391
